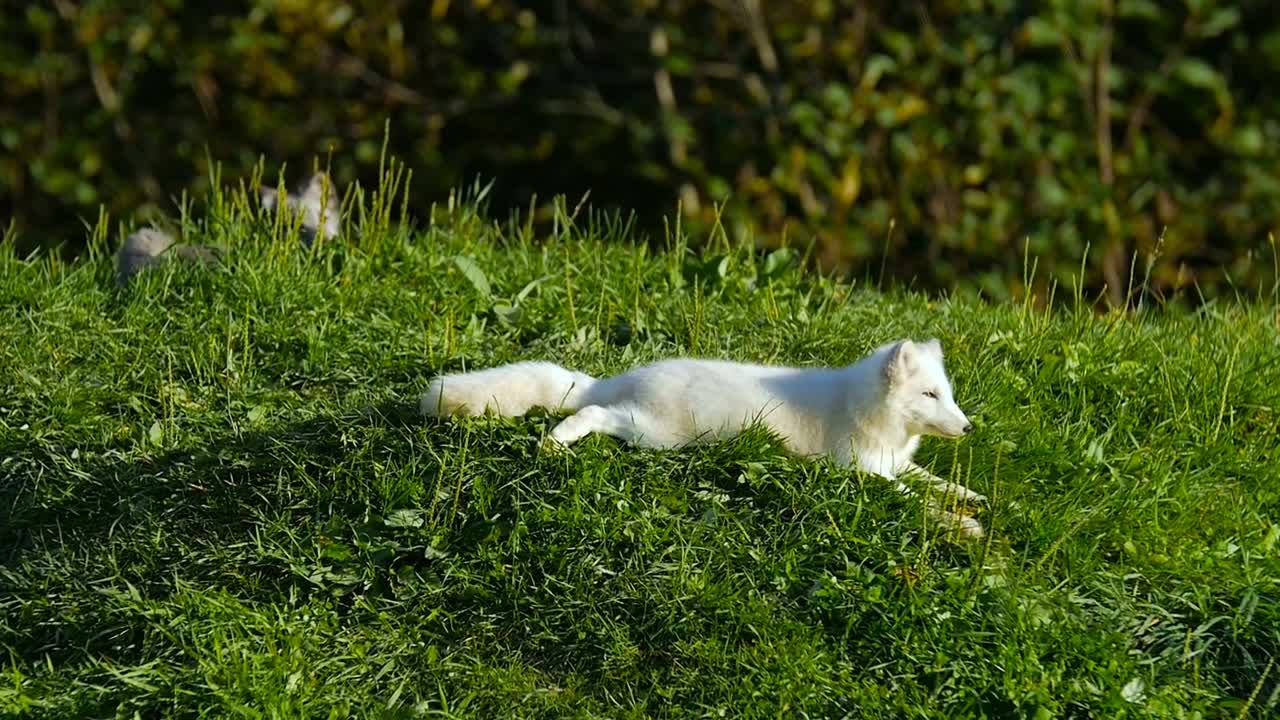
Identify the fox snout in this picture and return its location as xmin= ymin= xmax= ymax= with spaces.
xmin=939 ymin=404 xmax=973 ymax=438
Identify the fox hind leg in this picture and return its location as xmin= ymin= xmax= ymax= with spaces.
xmin=545 ymin=405 xmax=641 ymax=450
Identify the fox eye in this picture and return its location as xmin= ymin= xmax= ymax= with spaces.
xmin=923 ymin=390 xmax=939 ymax=399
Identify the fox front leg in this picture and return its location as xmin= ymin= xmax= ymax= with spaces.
xmin=901 ymin=462 xmax=987 ymax=505
xmin=848 ymin=456 xmax=986 ymax=542
xmin=924 ymin=503 xmax=985 ymax=540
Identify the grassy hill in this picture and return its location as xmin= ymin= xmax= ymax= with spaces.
xmin=2 ymin=189 xmax=1278 ymax=718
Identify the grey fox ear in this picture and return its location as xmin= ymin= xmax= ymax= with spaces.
xmin=259 ymin=186 xmax=279 ymax=210
xmin=301 ymin=173 xmax=337 ymax=207
xmin=299 ymin=172 xmax=341 ymax=241
xmin=922 ymin=338 xmax=944 ymax=359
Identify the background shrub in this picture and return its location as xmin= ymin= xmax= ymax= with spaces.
xmin=2 ymin=0 xmax=1278 ymax=302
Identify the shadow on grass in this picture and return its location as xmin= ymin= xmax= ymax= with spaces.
xmin=1 ymin=399 xmax=420 ymax=556
xmin=3 ymin=401 xmax=1272 ymax=713
xmin=0 ymin=400 xmax=864 ymax=682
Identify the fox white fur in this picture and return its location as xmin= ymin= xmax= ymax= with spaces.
xmin=422 ymin=339 xmax=986 ymax=539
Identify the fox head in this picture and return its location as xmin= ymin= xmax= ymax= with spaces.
xmin=260 ymin=172 xmax=341 ymax=245
xmin=882 ymin=338 xmax=972 ymax=438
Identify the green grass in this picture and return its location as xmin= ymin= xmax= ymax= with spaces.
xmin=1 ymin=187 xmax=1278 ymax=718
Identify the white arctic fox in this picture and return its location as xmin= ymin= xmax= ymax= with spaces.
xmin=422 ymin=339 xmax=987 ymax=538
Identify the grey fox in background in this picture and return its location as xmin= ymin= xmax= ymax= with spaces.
xmin=424 ymin=339 xmax=988 ymax=540
xmin=115 ymin=172 xmax=341 ymax=287
xmin=258 ymin=172 xmax=341 ymax=244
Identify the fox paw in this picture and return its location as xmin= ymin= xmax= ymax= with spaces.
xmin=539 ymin=436 xmax=571 ymax=456
xmin=928 ymin=506 xmax=986 ymax=541
xmin=950 ymin=514 xmax=985 ymax=541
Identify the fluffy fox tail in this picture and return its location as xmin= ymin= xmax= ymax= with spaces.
xmin=420 ymin=361 xmax=597 ymax=418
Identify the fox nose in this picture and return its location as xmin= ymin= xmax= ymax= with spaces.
xmin=962 ymin=423 xmax=973 ymax=434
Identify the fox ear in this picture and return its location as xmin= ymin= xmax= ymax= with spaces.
xmin=885 ymin=339 xmax=917 ymax=383
xmin=300 ymin=173 xmax=337 ymax=208
xmin=259 ymin=186 xmax=279 ymax=211
xmin=922 ymin=338 xmax=943 ymax=359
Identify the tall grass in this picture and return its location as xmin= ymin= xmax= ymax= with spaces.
xmin=1 ymin=170 xmax=1277 ymax=718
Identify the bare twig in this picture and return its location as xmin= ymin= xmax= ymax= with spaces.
xmin=1096 ymin=0 xmax=1114 ymax=187
xmin=741 ymin=0 xmax=779 ymax=74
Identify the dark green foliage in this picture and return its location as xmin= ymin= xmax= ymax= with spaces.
xmin=3 ymin=1 xmax=1280 ymax=301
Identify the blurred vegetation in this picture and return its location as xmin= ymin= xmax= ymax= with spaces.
xmin=3 ymin=0 xmax=1279 ymax=303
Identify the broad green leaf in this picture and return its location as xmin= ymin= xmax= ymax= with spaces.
xmin=1022 ymin=18 xmax=1061 ymax=48
xmin=516 ymin=274 xmax=553 ymax=302
xmin=493 ymin=303 xmax=522 ymax=326
xmin=147 ymin=420 xmax=163 ymax=446
xmin=860 ymin=55 xmax=896 ymax=89
xmin=1121 ymin=677 xmax=1146 ymax=704
xmin=763 ymin=247 xmax=797 ymax=278
xmin=1117 ymin=0 xmax=1161 ymax=19
xmin=1174 ymin=59 xmax=1225 ymax=91
xmin=385 ymin=509 xmax=425 ymax=528
xmin=453 ymin=255 xmax=491 ymax=298
xmin=1199 ymin=8 xmax=1240 ymax=38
